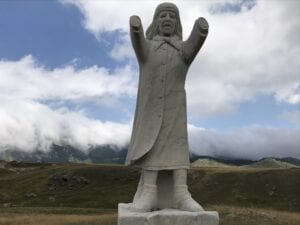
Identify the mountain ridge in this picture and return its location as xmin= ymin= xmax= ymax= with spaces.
xmin=0 ymin=144 xmax=299 ymax=168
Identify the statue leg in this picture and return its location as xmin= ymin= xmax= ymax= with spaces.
xmin=173 ymin=169 xmax=204 ymax=211
xmin=132 ymin=169 xmax=158 ymax=211
xmin=132 ymin=170 xmax=144 ymax=203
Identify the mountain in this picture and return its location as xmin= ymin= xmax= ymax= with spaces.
xmin=190 ymin=154 xmax=300 ymax=167
xmin=244 ymin=158 xmax=298 ymax=169
xmin=0 ymin=146 xmax=299 ymax=169
xmin=190 ymin=154 xmax=255 ymax=166
xmin=0 ymin=144 xmax=128 ymax=164
xmin=192 ymin=158 xmax=231 ymax=167
xmin=280 ymin=157 xmax=300 ymax=166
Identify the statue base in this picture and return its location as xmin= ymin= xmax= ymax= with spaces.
xmin=118 ymin=203 xmax=219 ymax=225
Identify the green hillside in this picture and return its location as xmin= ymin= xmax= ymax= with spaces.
xmin=0 ymin=161 xmax=299 ymax=212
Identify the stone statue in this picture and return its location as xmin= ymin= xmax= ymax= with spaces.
xmin=126 ymin=2 xmax=208 ymax=212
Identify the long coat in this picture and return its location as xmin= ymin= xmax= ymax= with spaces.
xmin=126 ymin=18 xmax=208 ymax=169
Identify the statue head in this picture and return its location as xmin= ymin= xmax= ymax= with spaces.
xmin=146 ymin=2 xmax=182 ymax=40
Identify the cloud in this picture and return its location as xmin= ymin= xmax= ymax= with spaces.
xmin=209 ymin=0 xmax=256 ymax=14
xmin=0 ymin=1 xmax=299 ymax=159
xmin=0 ymin=56 xmax=134 ymax=152
xmin=0 ymin=55 xmax=136 ymax=101
xmin=109 ymin=33 xmax=134 ymax=62
xmin=188 ymin=124 xmax=300 ymax=160
xmin=279 ymin=110 xmax=300 ymax=125
xmin=65 ymin=0 xmax=300 ymax=117
xmin=62 ymin=0 xmax=209 ymax=38
xmin=0 ymin=57 xmax=298 ymax=159
xmin=0 ymin=98 xmax=132 ymax=152
xmin=187 ymin=0 xmax=300 ymax=116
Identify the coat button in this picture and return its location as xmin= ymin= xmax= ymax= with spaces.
xmin=158 ymin=114 xmax=162 ymax=118
xmin=158 ymin=96 xmax=163 ymax=99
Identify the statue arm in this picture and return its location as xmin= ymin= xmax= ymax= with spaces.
xmin=130 ymin=15 xmax=148 ymax=63
xmin=182 ymin=17 xmax=209 ymax=65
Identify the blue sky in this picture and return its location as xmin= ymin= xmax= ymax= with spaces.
xmin=0 ymin=1 xmax=115 ymax=69
xmin=0 ymin=0 xmax=299 ymax=159
xmin=190 ymin=95 xmax=299 ymax=129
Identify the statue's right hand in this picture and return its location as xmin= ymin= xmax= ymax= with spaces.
xmin=130 ymin=15 xmax=141 ymax=31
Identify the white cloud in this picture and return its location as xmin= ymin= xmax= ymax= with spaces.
xmin=109 ymin=33 xmax=134 ymax=62
xmin=0 ymin=55 xmax=136 ymax=101
xmin=0 ymin=56 xmax=134 ymax=152
xmin=0 ymin=57 xmax=298 ymax=159
xmin=0 ymin=98 xmax=131 ymax=152
xmin=187 ymin=0 xmax=300 ymax=116
xmin=65 ymin=0 xmax=300 ymax=117
xmin=188 ymin=124 xmax=300 ymax=160
xmin=62 ymin=0 xmax=210 ymax=38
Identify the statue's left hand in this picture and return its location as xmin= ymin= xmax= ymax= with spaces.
xmin=196 ymin=17 xmax=209 ymax=35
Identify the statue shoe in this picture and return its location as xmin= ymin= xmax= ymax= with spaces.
xmin=174 ymin=185 xmax=204 ymax=212
xmin=132 ymin=184 xmax=157 ymax=212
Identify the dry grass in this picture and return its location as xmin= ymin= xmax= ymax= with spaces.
xmin=0 ymin=213 xmax=117 ymax=225
xmin=209 ymin=205 xmax=300 ymax=225
xmin=0 ymin=206 xmax=299 ymax=225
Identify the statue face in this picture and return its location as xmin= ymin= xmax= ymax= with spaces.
xmin=157 ymin=10 xmax=177 ymax=37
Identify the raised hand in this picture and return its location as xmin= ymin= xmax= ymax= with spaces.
xmin=196 ymin=17 xmax=209 ymax=35
xmin=130 ymin=15 xmax=142 ymax=31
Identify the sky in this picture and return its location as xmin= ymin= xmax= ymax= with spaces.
xmin=0 ymin=0 xmax=299 ymax=160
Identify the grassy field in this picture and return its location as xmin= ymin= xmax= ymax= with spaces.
xmin=0 ymin=162 xmax=299 ymax=224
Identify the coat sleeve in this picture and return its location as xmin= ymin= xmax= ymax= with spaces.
xmin=130 ymin=15 xmax=148 ymax=63
xmin=182 ymin=17 xmax=209 ymax=65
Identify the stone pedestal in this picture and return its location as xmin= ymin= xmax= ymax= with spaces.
xmin=118 ymin=203 xmax=219 ymax=225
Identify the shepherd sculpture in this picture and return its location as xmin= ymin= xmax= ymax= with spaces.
xmin=126 ymin=2 xmax=209 ymax=212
